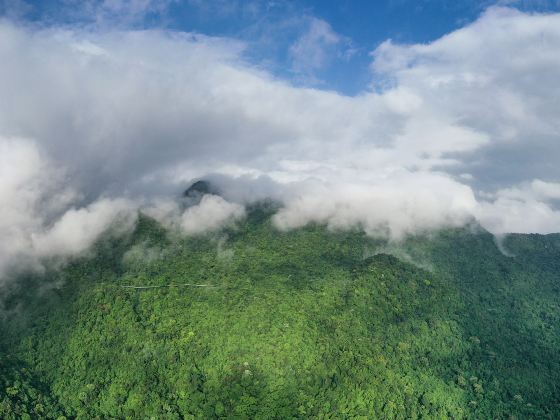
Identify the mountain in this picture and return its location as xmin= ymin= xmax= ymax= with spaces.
xmin=182 ymin=180 xmax=221 ymax=207
xmin=183 ymin=180 xmax=219 ymax=198
xmin=1 ymin=205 xmax=560 ymax=419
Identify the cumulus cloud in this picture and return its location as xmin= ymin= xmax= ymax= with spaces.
xmin=0 ymin=6 xmax=560 ymax=280
xmin=141 ymin=193 xmax=245 ymax=236
xmin=0 ymin=137 xmax=135 ymax=281
xmin=31 ymin=198 xmax=137 ymax=257
xmin=273 ymin=172 xmax=477 ymax=239
xmin=371 ymin=6 xmax=560 ymax=174
xmin=180 ymin=195 xmax=245 ymax=235
xmin=475 ymin=179 xmax=560 ymax=234
xmin=0 ymin=137 xmax=71 ymax=278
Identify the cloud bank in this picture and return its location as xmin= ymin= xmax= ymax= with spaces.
xmin=0 ymin=6 xmax=560 ymax=278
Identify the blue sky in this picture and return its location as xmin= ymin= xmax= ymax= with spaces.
xmin=3 ymin=0 xmax=560 ymax=94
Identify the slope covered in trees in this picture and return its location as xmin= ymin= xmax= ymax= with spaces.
xmin=1 ymin=206 xmax=560 ymax=419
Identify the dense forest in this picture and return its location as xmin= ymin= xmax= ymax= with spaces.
xmin=1 ymin=204 xmax=560 ymax=419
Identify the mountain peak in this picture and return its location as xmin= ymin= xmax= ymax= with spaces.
xmin=183 ymin=180 xmax=218 ymax=198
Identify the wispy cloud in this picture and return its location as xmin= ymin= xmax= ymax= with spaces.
xmin=1 ymin=0 xmax=178 ymax=27
xmin=289 ymin=17 xmax=354 ymax=83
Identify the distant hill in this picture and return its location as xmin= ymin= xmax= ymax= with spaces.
xmin=1 ymin=206 xmax=560 ymax=419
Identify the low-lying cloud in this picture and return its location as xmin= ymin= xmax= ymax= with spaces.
xmin=0 ymin=6 xmax=560 ymax=280
xmin=180 ymin=195 xmax=245 ymax=235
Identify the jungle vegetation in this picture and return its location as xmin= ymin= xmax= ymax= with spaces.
xmin=1 ymin=204 xmax=560 ymax=419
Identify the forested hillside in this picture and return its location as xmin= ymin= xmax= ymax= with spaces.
xmin=1 ymin=206 xmax=560 ymax=419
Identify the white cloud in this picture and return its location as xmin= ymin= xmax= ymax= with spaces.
xmin=0 ymin=137 xmax=134 ymax=281
xmin=180 ymin=195 xmax=245 ymax=235
xmin=32 ymin=199 xmax=137 ymax=257
xmin=142 ymin=194 xmax=246 ymax=236
xmin=531 ymin=180 xmax=560 ymax=200
xmin=273 ymin=172 xmax=477 ymax=239
xmin=477 ymin=195 xmax=560 ymax=234
xmin=1 ymin=7 xmax=560 ymax=280
xmin=0 ymin=137 xmax=71 ymax=278
xmin=371 ymin=6 xmax=560 ymax=147
xmin=475 ymin=179 xmax=560 ymax=234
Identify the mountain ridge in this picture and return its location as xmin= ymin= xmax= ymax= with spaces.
xmin=1 ymin=206 xmax=560 ymax=418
